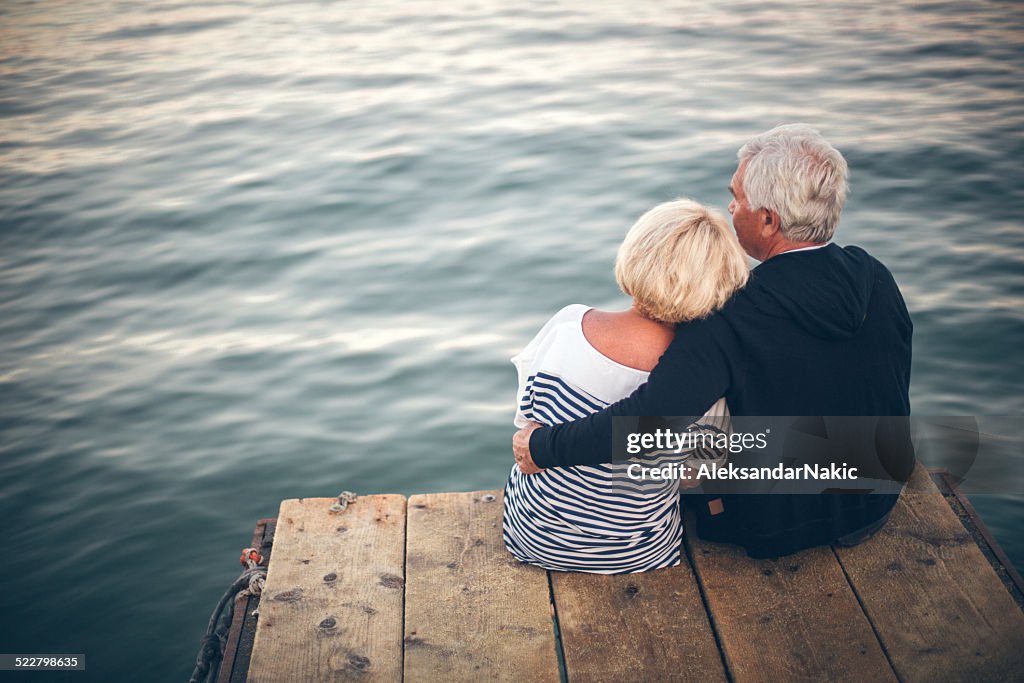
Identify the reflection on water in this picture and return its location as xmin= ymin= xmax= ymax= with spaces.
xmin=1 ymin=1 xmax=1023 ymax=680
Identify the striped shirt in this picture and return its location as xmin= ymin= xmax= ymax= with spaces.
xmin=503 ymin=304 xmax=729 ymax=574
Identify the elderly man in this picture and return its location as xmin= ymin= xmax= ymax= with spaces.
xmin=512 ymin=124 xmax=913 ymax=558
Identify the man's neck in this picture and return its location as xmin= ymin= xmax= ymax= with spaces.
xmin=763 ymin=240 xmax=828 ymax=260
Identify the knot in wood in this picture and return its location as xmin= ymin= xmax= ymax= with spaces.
xmin=348 ymin=654 xmax=371 ymax=671
xmin=273 ymin=588 xmax=303 ymax=602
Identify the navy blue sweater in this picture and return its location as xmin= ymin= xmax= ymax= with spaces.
xmin=529 ymin=243 xmax=914 ymax=557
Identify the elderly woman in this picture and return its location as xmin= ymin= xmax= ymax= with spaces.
xmin=502 ymin=199 xmax=750 ymax=574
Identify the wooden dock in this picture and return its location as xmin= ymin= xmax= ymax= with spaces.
xmin=217 ymin=466 xmax=1024 ymax=682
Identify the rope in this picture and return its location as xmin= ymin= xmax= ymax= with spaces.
xmin=329 ymin=490 xmax=358 ymax=513
xmin=189 ymin=550 xmax=267 ymax=683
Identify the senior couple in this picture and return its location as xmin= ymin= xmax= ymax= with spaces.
xmin=502 ymin=124 xmax=913 ymax=573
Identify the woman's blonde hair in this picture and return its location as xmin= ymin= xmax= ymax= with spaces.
xmin=615 ymin=199 xmax=750 ymax=323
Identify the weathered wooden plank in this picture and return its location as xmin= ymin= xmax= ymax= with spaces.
xmin=685 ymin=512 xmax=896 ymax=682
xmin=835 ymin=465 xmax=1024 ymax=682
xmin=247 ymin=495 xmax=406 ymax=683
xmin=403 ymin=490 xmax=560 ymax=683
xmin=551 ymin=555 xmax=728 ymax=682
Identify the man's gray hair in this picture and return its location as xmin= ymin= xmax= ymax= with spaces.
xmin=738 ymin=124 xmax=849 ymax=243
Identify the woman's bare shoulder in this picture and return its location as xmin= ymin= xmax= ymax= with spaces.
xmin=582 ymin=308 xmax=675 ymax=372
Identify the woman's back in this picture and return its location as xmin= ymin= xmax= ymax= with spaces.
xmin=502 ymin=304 xmax=727 ymax=574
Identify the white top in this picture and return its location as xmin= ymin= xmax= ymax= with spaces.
xmin=502 ymin=304 xmax=730 ymax=574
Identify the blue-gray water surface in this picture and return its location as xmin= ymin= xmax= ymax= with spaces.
xmin=1 ymin=1 xmax=1022 ymax=680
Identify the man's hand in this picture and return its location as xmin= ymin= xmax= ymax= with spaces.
xmin=679 ymin=465 xmax=703 ymax=489
xmin=513 ymin=422 xmax=544 ymax=474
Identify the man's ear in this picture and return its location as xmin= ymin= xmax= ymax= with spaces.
xmin=761 ymin=208 xmax=780 ymax=236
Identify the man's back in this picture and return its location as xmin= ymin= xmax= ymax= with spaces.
xmin=714 ymin=243 xmax=912 ymax=418
xmin=691 ymin=243 xmax=913 ymax=556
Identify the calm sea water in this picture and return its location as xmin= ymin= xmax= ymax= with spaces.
xmin=1 ymin=0 xmax=1022 ymax=680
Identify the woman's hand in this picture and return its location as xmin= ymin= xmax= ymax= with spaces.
xmin=513 ymin=422 xmax=544 ymax=474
